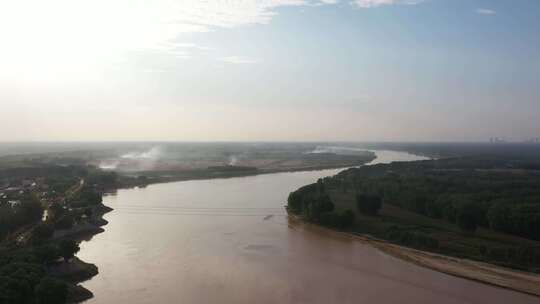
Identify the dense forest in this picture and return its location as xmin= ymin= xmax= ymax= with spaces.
xmin=288 ymin=155 xmax=540 ymax=272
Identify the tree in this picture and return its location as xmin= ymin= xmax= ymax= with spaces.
xmin=456 ymin=203 xmax=479 ymax=233
xmin=35 ymin=277 xmax=68 ymax=304
xmin=55 ymin=215 xmax=74 ymax=230
xmin=318 ymin=194 xmax=334 ymax=213
xmin=70 ymin=188 xmax=103 ymax=208
xmin=487 ymin=202 xmax=511 ymax=232
xmin=319 ymin=210 xmax=355 ymax=229
xmin=356 ymin=194 xmax=382 ymax=216
xmin=58 ymin=240 xmax=79 ymax=262
xmin=19 ymin=195 xmax=44 ymax=222
xmin=287 ymin=192 xmax=303 ymax=214
xmin=305 ymin=194 xmax=335 ymax=221
xmin=33 ymin=224 xmax=55 ymax=242
xmin=83 ymin=208 xmax=93 ymax=217
xmin=33 ymin=245 xmax=60 ymax=265
xmin=317 ymin=178 xmax=325 ymax=194
xmin=49 ymin=203 xmax=66 ymax=218
xmin=0 ymin=263 xmax=45 ymax=304
xmin=340 ymin=210 xmax=356 ymax=228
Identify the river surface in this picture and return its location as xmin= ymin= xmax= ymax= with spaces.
xmin=78 ymin=151 xmax=538 ymax=304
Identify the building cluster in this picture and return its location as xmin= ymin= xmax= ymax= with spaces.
xmin=524 ymin=138 xmax=540 ymax=143
xmin=489 ymin=137 xmax=540 ymax=144
xmin=489 ymin=137 xmax=507 ymax=143
xmin=0 ymin=177 xmax=61 ymax=210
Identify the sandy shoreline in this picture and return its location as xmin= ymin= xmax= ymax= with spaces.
xmin=361 ymin=235 xmax=540 ymax=297
xmin=288 ymin=215 xmax=540 ymax=297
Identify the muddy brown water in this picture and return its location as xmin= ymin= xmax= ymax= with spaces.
xmin=78 ymin=151 xmax=539 ymax=304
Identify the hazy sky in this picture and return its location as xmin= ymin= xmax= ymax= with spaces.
xmin=1 ymin=0 xmax=539 ymax=142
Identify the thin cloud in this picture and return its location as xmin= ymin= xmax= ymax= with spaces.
xmin=476 ymin=8 xmax=496 ymax=15
xmin=220 ymin=56 xmax=259 ymax=64
xmin=166 ymin=43 xmax=213 ymax=51
xmin=318 ymin=0 xmax=339 ymax=4
xmin=351 ymin=0 xmax=425 ymax=8
xmin=0 ymin=0 xmax=333 ymax=66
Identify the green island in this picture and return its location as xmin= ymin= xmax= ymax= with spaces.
xmin=287 ymin=154 xmax=540 ymax=295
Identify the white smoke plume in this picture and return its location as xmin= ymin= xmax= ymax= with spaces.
xmin=308 ymin=146 xmax=368 ymax=155
xmin=228 ymin=155 xmax=239 ymax=166
xmin=98 ymin=160 xmax=120 ymax=170
xmin=97 ymin=146 xmax=165 ymax=172
xmin=121 ymin=146 xmax=164 ymax=160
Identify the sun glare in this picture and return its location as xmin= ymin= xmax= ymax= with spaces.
xmin=0 ymin=0 xmax=309 ymax=84
xmin=0 ymin=1 xmax=184 ymax=82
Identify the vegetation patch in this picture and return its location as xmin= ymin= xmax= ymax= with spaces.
xmin=288 ymin=156 xmax=540 ymax=272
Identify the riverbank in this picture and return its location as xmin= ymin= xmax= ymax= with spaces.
xmin=287 ymin=158 xmax=540 ymax=296
xmin=56 ymin=204 xmax=113 ymax=303
xmin=363 ymin=233 xmax=540 ymax=297
xmin=49 ymin=257 xmax=98 ymax=303
xmin=117 ymin=158 xmax=377 ymax=189
xmin=287 ymin=215 xmax=540 ymax=297
xmin=286 ymin=154 xmax=540 ymax=297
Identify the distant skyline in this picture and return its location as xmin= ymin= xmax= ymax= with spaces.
xmin=1 ymin=0 xmax=539 ymax=142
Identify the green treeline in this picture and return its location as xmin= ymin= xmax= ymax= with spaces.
xmin=334 ymin=160 xmax=540 ymax=240
xmin=0 ymin=239 xmax=80 ymax=304
xmin=287 ymin=156 xmax=540 ymax=271
xmin=287 ymin=179 xmax=356 ymax=229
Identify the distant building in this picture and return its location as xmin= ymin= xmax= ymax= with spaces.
xmin=8 ymin=200 xmax=21 ymax=208
xmin=4 ymin=187 xmax=21 ymax=193
xmin=21 ymin=180 xmax=34 ymax=187
xmin=523 ymin=138 xmax=540 ymax=143
xmin=489 ymin=137 xmax=506 ymax=143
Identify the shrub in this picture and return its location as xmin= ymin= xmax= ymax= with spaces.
xmin=356 ymin=194 xmax=382 ymax=216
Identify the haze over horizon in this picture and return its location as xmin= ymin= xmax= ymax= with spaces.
xmin=1 ymin=0 xmax=539 ymax=142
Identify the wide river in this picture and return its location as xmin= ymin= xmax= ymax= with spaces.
xmin=79 ymin=151 xmax=539 ymax=304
